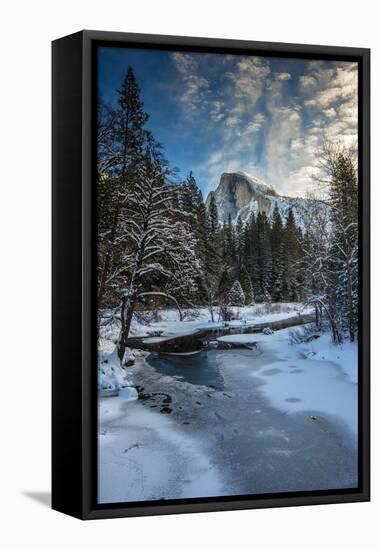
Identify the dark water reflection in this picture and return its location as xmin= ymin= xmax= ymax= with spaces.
xmin=147 ymin=350 xmax=224 ymax=390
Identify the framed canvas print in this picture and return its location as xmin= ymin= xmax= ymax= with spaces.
xmin=52 ymin=30 xmax=370 ymax=519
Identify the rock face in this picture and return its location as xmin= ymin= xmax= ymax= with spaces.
xmin=205 ymin=171 xmax=311 ymax=226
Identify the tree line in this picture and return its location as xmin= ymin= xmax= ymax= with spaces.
xmin=97 ymin=66 xmax=358 ymax=361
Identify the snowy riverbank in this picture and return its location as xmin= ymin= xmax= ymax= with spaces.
xmin=98 ymin=307 xmax=358 ymax=503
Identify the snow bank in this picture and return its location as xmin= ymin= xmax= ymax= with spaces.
xmin=217 ymin=327 xmax=358 ymax=437
xmin=254 ymin=358 xmax=358 ymax=437
xmin=98 ymin=401 xmax=222 ymax=503
xmin=299 ymin=334 xmax=358 ymax=384
xmin=98 ymin=346 xmax=138 ymax=399
xmin=217 ymin=329 xmax=290 ymax=345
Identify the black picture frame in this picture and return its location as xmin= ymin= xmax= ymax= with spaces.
xmin=52 ymin=30 xmax=370 ymax=520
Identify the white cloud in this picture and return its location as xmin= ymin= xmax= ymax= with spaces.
xmin=245 ymin=113 xmax=265 ymax=135
xmin=226 ymin=56 xmax=271 ymax=105
xmin=261 ymin=61 xmax=358 ymax=196
xmin=171 ymin=53 xmax=358 ymax=198
xmin=225 ymin=115 xmax=241 ymax=127
xmin=171 ymin=52 xmax=210 ymax=113
xmin=300 ymin=61 xmax=358 ymax=152
xmin=324 ymin=107 xmax=337 ymax=118
xmin=274 ymin=72 xmax=291 ymax=81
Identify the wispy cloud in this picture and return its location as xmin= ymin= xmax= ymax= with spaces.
xmin=170 ymin=53 xmax=358 ymax=198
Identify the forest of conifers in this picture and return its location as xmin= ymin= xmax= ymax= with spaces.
xmin=97 ymin=67 xmax=358 ymax=360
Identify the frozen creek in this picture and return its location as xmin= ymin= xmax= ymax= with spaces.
xmin=98 ymin=328 xmax=358 ymax=503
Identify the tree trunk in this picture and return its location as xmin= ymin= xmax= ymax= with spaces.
xmin=208 ymin=292 xmax=214 ymax=322
xmin=117 ymin=291 xmax=138 ymax=363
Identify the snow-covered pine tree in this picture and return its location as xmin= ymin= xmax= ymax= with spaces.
xmin=110 ymin=151 xmax=199 ymax=362
xmin=235 ymin=216 xmax=244 ymax=277
xmin=208 ymin=193 xmax=219 ymax=233
xmin=306 ymin=142 xmax=358 ymax=343
xmin=202 ymin=193 xmax=222 ymax=321
xmin=179 ymin=172 xmax=209 ymax=304
xmin=299 ymin=195 xmax=334 ymax=332
xmin=97 ymin=67 xmax=150 ymax=309
xmin=325 ymin=146 xmax=358 ymax=342
xmin=224 ymin=213 xmax=237 ymax=268
xmin=256 ymin=211 xmax=272 ymax=302
xmin=281 ymin=208 xmax=301 ymax=302
xmin=227 ymin=280 xmax=245 ymax=318
xmin=240 ymin=267 xmax=255 ymax=305
xmin=228 ymin=280 xmax=245 ymax=306
xmin=270 ymin=203 xmax=284 ymax=302
xmin=244 ymin=213 xmax=259 ymax=293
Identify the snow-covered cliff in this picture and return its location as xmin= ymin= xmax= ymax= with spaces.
xmin=205 ymin=172 xmax=314 ymax=226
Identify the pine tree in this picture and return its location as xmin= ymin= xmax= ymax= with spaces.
xmin=208 ymin=193 xmax=219 ymax=234
xmin=218 ymin=267 xmax=234 ymax=304
xmin=225 ymin=214 xmax=237 ymax=268
xmin=296 ymin=145 xmax=358 ymax=343
xmin=256 ymin=211 xmax=272 ymax=302
xmin=281 ymin=208 xmax=301 ymax=302
xmin=327 ymin=149 xmax=358 ymax=342
xmin=202 ymin=193 xmax=222 ymax=320
xmin=240 ymin=267 xmax=255 ymax=305
xmin=235 ymin=216 xmax=244 ymax=277
xmin=97 ymin=67 xmax=150 ymax=309
xmin=244 ymin=213 xmax=259 ymax=292
xmin=270 ymin=203 xmax=284 ymax=302
xmin=227 ymin=280 xmax=245 ymax=319
xmin=228 ymin=280 xmax=245 ymax=306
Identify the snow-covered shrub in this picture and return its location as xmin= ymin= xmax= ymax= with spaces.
xmin=262 ymin=327 xmax=274 ymax=335
xmin=289 ymin=324 xmax=320 ymax=345
xmin=97 ymin=346 xmax=137 ymax=399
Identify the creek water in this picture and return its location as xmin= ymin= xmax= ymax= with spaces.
xmin=147 ymin=350 xmax=225 ymax=390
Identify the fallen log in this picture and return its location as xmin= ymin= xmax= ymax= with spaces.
xmin=127 ymin=314 xmax=314 ymax=353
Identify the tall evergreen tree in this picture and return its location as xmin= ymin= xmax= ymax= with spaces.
xmin=235 ymin=216 xmax=244 ymax=278
xmin=240 ymin=267 xmax=255 ymax=305
xmin=228 ymin=280 xmax=245 ymax=306
xmin=256 ymin=211 xmax=272 ymax=301
xmin=270 ymin=204 xmax=284 ymax=301
xmin=224 ymin=214 xmax=237 ymax=268
xmin=202 ymin=194 xmax=222 ymax=320
xmin=97 ymin=67 xmax=150 ymax=308
xmin=327 ymin=149 xmax=358 ymax=341
xmin=244 ymin=213 xmax=259 ymax=293
xmin=281 ymin=208 xmax=301 ymax=302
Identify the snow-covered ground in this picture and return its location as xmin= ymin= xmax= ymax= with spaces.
xmin=99 ymin=374 xmax=223 ymax=503
xmin=218 ymin=328 xmax=358 ymax=437
xmin=98 ymin=305 xmax=358 ymax=503
xmin=218 ymin=330 xmax=358 ymax=384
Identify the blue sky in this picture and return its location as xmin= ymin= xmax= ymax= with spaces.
xmin=98 ymin=47 xmax=358 ymax=199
